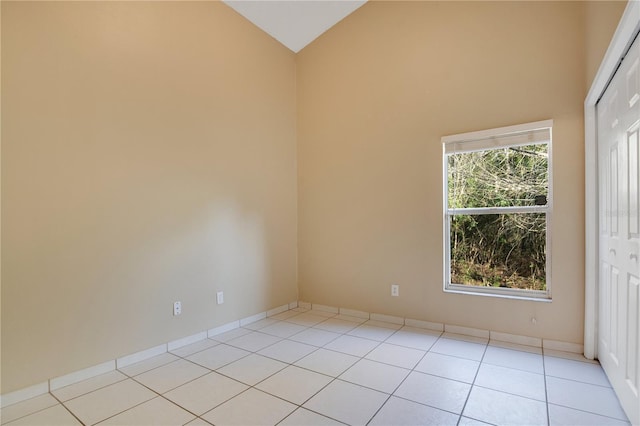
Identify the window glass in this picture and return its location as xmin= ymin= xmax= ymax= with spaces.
xmin=448 ymin=144 xmax=548 ymax=209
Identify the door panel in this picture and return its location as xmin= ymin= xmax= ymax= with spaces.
xmin=597 ymin=33 xmax=640 ymax=426
xmin=627 ymin=273 xmax=639 ymax=394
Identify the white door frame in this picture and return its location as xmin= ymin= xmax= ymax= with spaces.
xmin=584 ymin=0 xmax=640 ymax=360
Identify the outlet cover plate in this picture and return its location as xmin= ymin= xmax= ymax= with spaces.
xmin=391 ymin=285 xmax=399 ymax=297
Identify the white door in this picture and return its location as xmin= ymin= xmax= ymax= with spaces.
xmin=597 ymin=33 xmax=640 ymax=426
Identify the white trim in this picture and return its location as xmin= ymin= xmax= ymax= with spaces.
xmin=405 ymin=318 xmax=445 ymax=332
xmin=288 ymin=301 xmax=299 ymax=309
xmin=207 ymin=320 xmax=240 ymax=338
xmin=543 ymin=339 xmax=583 ymax=354
xmin=49 ymin=360 xmax=115 ymax=391
xmin=167 ymin=331 xmax=207 ymax=352
xmin=116 ymin=344 xmax=167 ymax=369
xmin=0 ymin=382 xmax=49 ymax=408
xmin=448 ymin=206 xmax=548 ymax=216
xmin=338 ymin=307 xmax=370 ymax=319
xmin=490 ymin=331 xmax=542 ymax=348
xmin=584 ymin=0 xmax=640 ymax=360
xmin=267 ymin=303 xmax=289 ymax=317
xmin=239 ymin=311 xmax=266 ymax=326
xmin=370 ymin=313 xmax=405 ymax=325
xmin=442 ymin=332 xmax=489 ymax=344
xmin=442 ymin=119 xmax=554 ymax=145
xmin=444 ymin=285 xmax=551 ymax=302
xmin=445 ymin=324 xmax=490 ymax=339
xmin=298 ymin=301 xmax=312 ymax=309
xmin=310 ymin=303 xmax=339 ymax=314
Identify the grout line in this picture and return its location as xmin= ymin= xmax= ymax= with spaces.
xmin=49 ymin=392 xmax=86 ymax=426
xmin=542 ymin=347 xmax=551 ymax=426
xmin=456 ymin=337 xmax=489 ymax=426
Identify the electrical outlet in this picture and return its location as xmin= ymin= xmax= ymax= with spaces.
xmin=391 ymin=284 xmax=399 ymax=297
xmin=216 ymin=291 xmax=224 ymax=305
xmin=173 ymin=301 xmax=182 ymax=316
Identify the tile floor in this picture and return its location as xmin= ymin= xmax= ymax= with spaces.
xmin=1 ymin=307 xmax=631 ymax=426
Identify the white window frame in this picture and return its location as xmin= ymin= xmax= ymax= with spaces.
xmin=442 ymin=119 xmax=553 ymax=301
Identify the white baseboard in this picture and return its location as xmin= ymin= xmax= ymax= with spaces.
xmin=339 ymin=307 xmax=370 ymax=319
xmin=445 ymin=324 xmax=490 ymax=339
xmin=267 ymin=304 xmax=289 ymax=317
xmin=310 ymin=303 xmax=339 ymax=314
xmin=50 ymin=360 xmax=115 ymax=391
xmin=0 ymin=382 xmax=49 ymax=408
xmin=543 ymin=338 xmax=583 ymax=354
xmin=370 ymin=313 xmax=404 ymax=325
xmin=490 ymin=331 xmax=542 ymax=348
xmin=116 ymin=344 xmax=167 ymax=369
xmin=239 ymin=312 xmax=267 ymax=326
xmin=405 ymin=318 xmax=444 ymax=332
xmin=298 ymin=301 xmax=312 ymax=309
xmin=208 ymin=321 xmax=240 ymax=338
xmin=167 ymin=331 xmax=208 ymax=352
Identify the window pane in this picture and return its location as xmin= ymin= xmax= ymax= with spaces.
xmin=449 ymin=213 xmax=546 ymax=291
xmin=448 ymin=144 xmax=548 ymax=208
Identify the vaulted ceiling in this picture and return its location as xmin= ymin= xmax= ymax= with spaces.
xmin=223 ymin=1 xmax=367 ymax=53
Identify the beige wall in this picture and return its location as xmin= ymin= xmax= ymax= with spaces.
xmin=1 ymin=1 xmax=297 ymax=393
xmin=585 ymin=1 xmax=628 ymax=92
xmin=297 ymin=1 xmax=589 ymax=344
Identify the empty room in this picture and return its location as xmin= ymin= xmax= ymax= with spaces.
xmin=1 ymin=0 xmax=639 ymax=425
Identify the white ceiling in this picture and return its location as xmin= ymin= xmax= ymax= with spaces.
xmin=223 ymin=0 xmax=367 ymax=53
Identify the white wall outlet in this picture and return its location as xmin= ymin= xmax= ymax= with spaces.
xmin=216 ymin=291 xmax=224 ymax=305
xmin=391 ymin=284 xmax=399 ymax=297
xmin=173 ymin=301 xmax=182 ymax=316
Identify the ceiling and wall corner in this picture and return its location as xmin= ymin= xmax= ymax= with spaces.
xmin=222 ymin=0 xmax=367 ymax=53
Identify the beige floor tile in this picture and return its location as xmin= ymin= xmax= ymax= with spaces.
xmin=279 ymin=408 xmax=343 ymax=426
xmin=118 ymin=353 xmax=179 ymax=377
xmin=170 ymin=339 xmax=218 ymax=358
xmin=64 ymin=379 xmax=156 ymax=425
xmin=52 ymin=371 xmax=128 ymax=402
xmin=1 ymin=394 xmax=59 ymax=424
xmin=186 ymin=344 xmax=249 ymax=370
xmin=303 ymin=380 xmax=388 ymax=425
xmin=202 ymin=389 xmax=295 ymax=426
xmin=134 ymin=359 xmax=209 ymax=394
xmin=257 ymin=339 xmax=317 ymax=363
xmin=369 ymin=396 xmax=459 ymax=426
xmin=216 ymin=354 xmax=286 ymax=386
xmin=295 ymin=348 xmax=359 ymax=377
xmin=164 ymin=372 xmax=248 ymax=415
xmin=226 ymin=332 xmax=282 ymax=352
xmin=5 ymin=404 xmax=81 ymax=426
xmin=185 ymin=418 xmax=212 ymax=425
xmin=256 ymin=366 xmax=332 ymax=405
xmin=97 ymin=396 xmax=195 ymax=425
xmin=339 ymin=359 xmax=409 ymax=393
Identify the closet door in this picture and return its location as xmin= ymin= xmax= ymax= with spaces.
xmin=597 ymin=34 xmax=640 ymax=426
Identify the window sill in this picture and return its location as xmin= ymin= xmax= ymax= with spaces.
xmin=444 ymin=285 xmax=552 ymax=302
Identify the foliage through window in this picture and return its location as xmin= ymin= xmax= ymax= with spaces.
xmin=442 ymin=121 xmax=552 ymax=298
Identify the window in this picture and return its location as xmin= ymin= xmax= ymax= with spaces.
xmin=442 ymin=120 xmax=552 ymax=300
